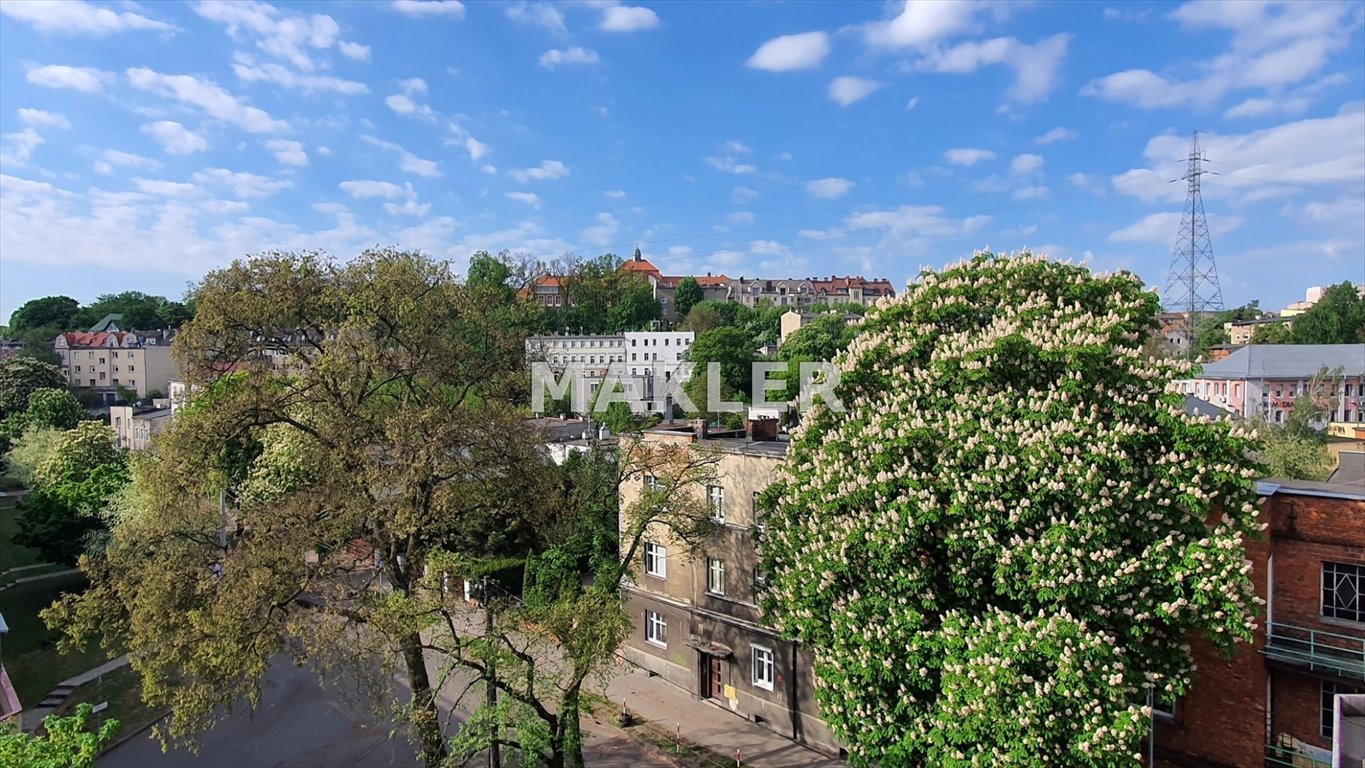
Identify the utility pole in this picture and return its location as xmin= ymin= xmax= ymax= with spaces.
xmin=484 ymin=576 xmax=500 ymax=768
xmin=1163 ymin=131 xmax=1225 ymax=359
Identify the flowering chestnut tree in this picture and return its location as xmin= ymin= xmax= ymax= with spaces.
xmin=759 ymin=253 xmax=1262 ymax=767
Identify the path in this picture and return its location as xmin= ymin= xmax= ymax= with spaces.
xmin=22 ymin=654 xmax=130 ymax=731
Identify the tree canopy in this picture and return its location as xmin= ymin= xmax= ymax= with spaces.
xmin=0 ymin=703 xmax=119 ymax=768
xmin=673 ymin=276 xmax=703 ymax=320
xmin=1290 ymin=282 xmax=1365 ymax=344
xmin=684 ymin=326 xmax=756 ymax=417
xmin=542 ymin=254 xmax=663 ymax=334
xmin=45 ymin=249 xmax=554 ymax=767
xmin=9 ymin=421 xmax=126 ymax=564
xmin=7 ymin=295 xmax=81 ymax=333
xmin=759 ymin=253 xmax=1262 ymax=768
xmin=0 ymin=357 xmax=66 ymax=418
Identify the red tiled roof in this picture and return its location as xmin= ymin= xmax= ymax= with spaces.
xmin=622 ymin=259 xmax=662 ymax=278
xmin=58 ymin=331 xmax=138 ymax=347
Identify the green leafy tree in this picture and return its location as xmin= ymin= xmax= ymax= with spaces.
xmin=604 ymin=275 xmax=662 ymax=333
xmin=7 ymin=296 xmax=81 ymax=332
xmin=1292 ymin=282 xmax=1365 ymax=344
xmin=11 ymin=422 xmax=126 ymax=563
xmin=684 ymin=326 xmax=755 ymax=416
xmin=679 ymin=304 xmax=724 ymax=333
xmin=22 ymin=389 xmax=87 ymax=431
xmin=81 ymin=291 xmax=166 ymax=330
xmin=673 ymin=276 xmax=703 ymax=320
xmin=155 ymin=300 xmax=194 ymax=329
xmin=467 ymin=250 xmax=516 ymax=303
xmin=760 ymin=253 xmax=1262 ymax=768
xmin=44 ymin=249 xmax=550 ymax=768
xmin=1251 ymin=321 xmax=1294 ymax=344
xmin=13 ymin=489 xmax=105 ymax=565
xmin=3 ymin=427 xmax=65 ymax=487
xmin=0 ymin=703 xmax=118 ymax=768
xmin=0 ymin=357 xmax=66 ymax=418
xmin=775 ymin=314 xmax=857 ymax=402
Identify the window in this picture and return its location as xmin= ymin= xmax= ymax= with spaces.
xmin=113 ymin=366 xmax=119 ymax=372
xmin=111 ymin=351 xmax=118 ymax=358
xmin=753 ymin=566 xmax=767 ymax=588
xmin=128 ymin=365 xmax=135 ymax=371
xmin=1322 ymin=682 xmax=1361 ymax=738
xmin=644 ymin=475 xmax=662 ymax=492
xmin=645 ymin=610 xmax=667 ymax=647
xmin=707 ymin=558 xmax=725 ymax=595
xmin=645 ymin=542 xmax=667 ymax=578
xmin=751 ymin=645 xmax=774 ymax=690
xmin=1323 ymin=561 xmax=1364 ymax=623
xmin=128 ymin=379 xmax=135 ymax=387
xmin=99 ymin=372 xmax=106 ymax=381
xmin=112 ymin=379 xmax=119 ymax=385
xmin=708 ymin=485 xmax=725 ymax=523
xmin=99 ymin=357 xmax=105 ymax=364
xmin=752 ymin=491 xmax=765 ymax=531
xmin=75 ymin=365 xmax=82 ymax=372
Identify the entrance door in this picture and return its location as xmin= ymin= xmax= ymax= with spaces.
xmin=709 ymin=656 xmax=724 ymax=699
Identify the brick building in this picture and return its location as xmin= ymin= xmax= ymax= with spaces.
xmin=1156 ymin=476 xmax=1365 ymax=768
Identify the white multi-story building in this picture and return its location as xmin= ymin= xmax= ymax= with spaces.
xmin=527 ymin=331 xmax=695 ymax=416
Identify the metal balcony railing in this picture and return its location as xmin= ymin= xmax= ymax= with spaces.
xmin=1265 ymin=621 xmax=1365 ymax=681
xmin=1265 ymin=745 xmax=1331 ymax=768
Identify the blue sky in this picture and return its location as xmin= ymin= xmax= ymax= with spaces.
xmin=2 ymin=0 xmax=1363 ymax=325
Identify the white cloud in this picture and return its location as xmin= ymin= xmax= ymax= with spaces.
xmin=339 ymin=180 xmax=405 ymax=199
xmin=140 ymin=121 xmax=209 ymax=155
xmin=361 ymin=135 xmax=442 ymax=178
xmin=905 ymin=96 xmax=920 ymax=111
xmin=132 ymin=178 xmax=201 ymax=198
xmin=916 ymin=34 xmax=1071 ymax=104
xmin=391 ymin=0 xmax=465 ymax=18
xmin=506 ymin=191 xmax=542 ymax=208
xmin=0 ymin=128 xmax=44 ymax=167
xmin=723 ymin=139 xmax=753 ymax=155
xmin=265 ymin=138 xmax=308 ymax=166
xmin=828 ymin=76 xmax=886 ymax=106
xmin=581 ymin=212 xmax=619 ymax=245
xmin=863 ymin=0 xmax=983 ymax=49
xmin=383 ymin=182 xmax=429 ymax=217
xmin=1084 ymin=1 xmax=1358 ymax=111
xmin=231 ymin=52 xmax=368 ymax=94
xmin=127 ymin=68 xmax=288 ymax=133
xmin=1010 ymin=153 xmax=1044 ymax=174
xmin=1113 ymin=111 xmax=1365 ymax=205
xmin=600 ymin=5 xmax=660 ymax=32
xmin=704 ymin=155 xmax=757 ymax=174
xmin=92 ymin=150 xmax=162 ymax=175
xmin=464 ymin=136 xmax=491 ymax=162
xmin=944 ymin=147 xmax=995 ymax=166
xmin=25 ymin=64 xmax=112 ymax=92
xmin=194 ymin=168 xmax=293 ymax=198
xmin=605 ymin=189 xmax=627 ymax=200
xmin=0 ymin=0 xmax=174 ymax=36
xmin=196 ymin=1 xmax=348 ymax=72
xmin=731 ymin=185 xmax=759 ymax=203
xmin=1109 ymin=211 xmax=1244 ymax=243
xmin=510 ymin=160 xmax=570 ymax=182
xmin=805 ymin=177 xmax=854 ymax=199
xmin=505 ymin=2 xmax=566 ymax=34
xmin=746 ymin=31 xmax=830 ymax=72
xmin=386 ymin=93 xmax=435 ymax=120
xmin=1012 ymin=185 xmax=1049 ymax=200
xmin=1035 ymin=126 xmax=1077 ymax=145
xmin=339 ymin=41 xmax=370 ymax=60
xmin=539 ymin=47 xmax=600 ymax=69
xmin=17 ymin=109 xmax=71 ymax=129
xmin=725 ymin=211 xmax=755 ymax=226
xmin=1066 ymin=172 xmax=1104 ymax=194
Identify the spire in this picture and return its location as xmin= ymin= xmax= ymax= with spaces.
xmin=633 ymin=246 xmax=643 ymax=262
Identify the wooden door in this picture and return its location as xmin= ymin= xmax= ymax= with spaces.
xmin=709 ymin=657 xmax=724 ymax=699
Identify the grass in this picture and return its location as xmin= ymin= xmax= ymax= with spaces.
xmin=0 ymin=571 xmax=111 ymax=707
xmin=0 ymin=496 xmax=48 ymax=572
xmin=54 ymin=665 xmax=163 ymax=745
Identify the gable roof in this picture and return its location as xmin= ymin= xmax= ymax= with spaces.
xmin=88 ymin=313 xmax=124 ymax=332
xmin=1196 ymin=344 xmax=1365 ymax=380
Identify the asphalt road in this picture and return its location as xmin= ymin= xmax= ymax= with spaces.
xmin=100 ymin=656 xmax=420 ymax=768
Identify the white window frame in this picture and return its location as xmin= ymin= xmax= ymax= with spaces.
xmin=707 ymin=558 xmax=725 ymax=595
xmin=645 ymin=542 xmax=667 ymax=579
xmin=645 ymin=610 xmax=667 ymax=648
xmin=708 ymin=485 xmax=725 ymax=524
xmin=751 ymin=645 xmax=774 ymax=691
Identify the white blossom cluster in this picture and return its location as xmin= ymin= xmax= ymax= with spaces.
xmin=759 ymin=253 xmax=1262 ymax=768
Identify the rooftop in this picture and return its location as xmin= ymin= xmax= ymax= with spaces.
xmin=1196 ymin=344 xmax=1365 ymax=380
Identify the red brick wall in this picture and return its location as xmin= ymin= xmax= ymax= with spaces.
xmin=1273 ymin=670 xmax=1327 ymax=750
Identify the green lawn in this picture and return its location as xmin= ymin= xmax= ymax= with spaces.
xmin=0 ymin=572 xmax=110 ymax=707
xmin=54 ymin=665 xmax=161 ymax=744
xmin=1 ymin=496 xmax=49 ymax=572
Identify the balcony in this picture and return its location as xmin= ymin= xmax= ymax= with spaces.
xmin=1265 ymin=622 xmax=1365 ymax=681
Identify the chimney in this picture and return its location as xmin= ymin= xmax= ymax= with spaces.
xmin=690 ymin=418 xmax=709 ymax=439
xmin=599 ymin=425 xmax=611 ymax=440
xmin=746 ymin=417 xmax=778 ymax=442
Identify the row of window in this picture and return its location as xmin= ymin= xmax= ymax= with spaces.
xmin=630 ymin=337 xmax=690 ymax=347
xmin=642 ymin=609 xmax=774 ymax=690
xmin=642 ymin=542 xmax=767 ymax=595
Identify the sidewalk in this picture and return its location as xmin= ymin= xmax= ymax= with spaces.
xmin=22 ymin=654 xmax=130 ymax=731
xmin=600 ymin=664 xmax=844 ymax=768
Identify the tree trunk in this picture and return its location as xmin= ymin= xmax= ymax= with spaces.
xmin=401 ymin=634 xmax=447 ymax=767
xmin=553 ymin=682 xmax=585 ymax=768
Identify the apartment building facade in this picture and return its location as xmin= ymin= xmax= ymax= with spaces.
xmin=109 ymin=405 xmax=173 ymax=451
xmin=527 ymin=331 xmax=694 ymax=414
xmin=619 ymin=421 xmax=839 ymax=756
xmin=1156 ymin=476 xmax=1365 ymax=768
xmin=53 ymin=330 xmax=180 ymax=400
xmin=1179 ymin=344 xmax=1365 ymax=424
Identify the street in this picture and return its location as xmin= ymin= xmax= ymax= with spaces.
xmin=100 ymin=656 xmax=419 ymax=768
